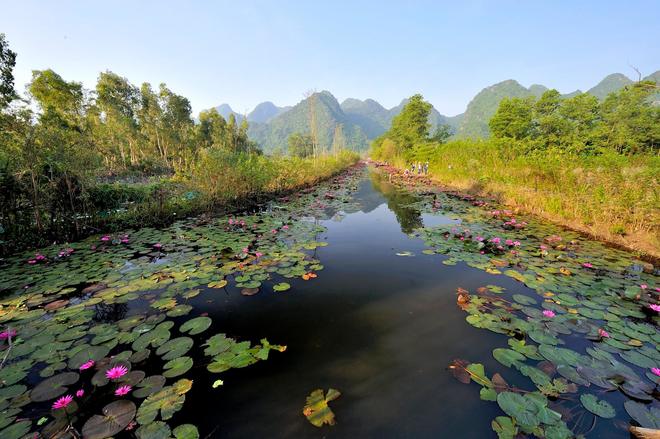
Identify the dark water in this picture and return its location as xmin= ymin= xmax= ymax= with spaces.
xmin=173 ymin=172 xmax=605 ymax=438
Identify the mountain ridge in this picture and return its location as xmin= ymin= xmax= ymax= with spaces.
xmin=209 ymin=70 xmax=658 ymax=150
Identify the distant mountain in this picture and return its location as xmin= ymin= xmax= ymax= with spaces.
xmin=247 ymin=91 xmax=369 ymax=153
xmin=643 ymin=70 xmax=660 ymax=106
xmin=247 ymin=101 xmax=290 ymax=124
xmin=341 ymin=97 xmax=461 ymax=139
xmin=207 ymin=69 xmax=659 ymax=149
xmin=587 ymin=73 xmax=633 ymax=100
xmin=341 ymin=98 xmax=390 ymax=138
xmin=529 ymin=84 xmax=549 ymax=97
xmin=214 ymin=103 xmax=241 ymax=121
xmin=456 ymin=79 xmax=534 ymax=138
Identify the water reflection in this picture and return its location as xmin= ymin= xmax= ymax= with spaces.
xmin=369 ymin=172 xmax=423 ymax=234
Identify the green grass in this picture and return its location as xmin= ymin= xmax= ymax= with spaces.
xmin=381 ymin=139 xmax=659 ymax=257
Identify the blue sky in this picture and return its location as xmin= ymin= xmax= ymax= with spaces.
xmin=2 ymin=0 xmax=658 ymax=116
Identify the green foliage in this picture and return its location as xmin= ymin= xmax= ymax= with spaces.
xmin=0 ymin=33 xmax=17 ymax=109
xmin=287 ymin=132 xmax=314 ymax=158
xmin=490 ymin=83 xmax=659 ymax=155
xmin=388 ymin=94 xmax=432 ymax=150
xmin=248 ymin=91 xmax=369 ymax=153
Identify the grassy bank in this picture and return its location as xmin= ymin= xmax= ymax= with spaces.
xmin=0 ymin=151 xmax=359 ymax=255
xmin=387 ymin=140 xmax=659 ymax=258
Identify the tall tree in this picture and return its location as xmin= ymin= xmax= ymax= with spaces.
xmin=388 ymin=94 xmax=432 ymax=150
xmin=95 ymin=71 xmax=141 ymax=166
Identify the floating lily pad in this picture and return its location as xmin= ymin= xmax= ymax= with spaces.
xmin=133 ymin=375 xmax=166 ymax=399
xmin=273 ymin=283 xmax=291 ymax=292
xmin=624 ymin=400 xmax=660 ymax=428
xmin=163 ymin=356 xmax=193 ymax=378
xmin=82 ymin=400 xmax=137 ymax=439
xmin=136 ymin=421 xmax=171 ymax=439
xmin=0 ymin=420 xmax=31 ymax=439
xmin=30 ymin=372 xmax=79 ymax=402
xmin=156 ymin=337 xmax=193 ymax=360
xmin=136 ymin=378 xmax=193 ymax=424
xmin=179 ymin=317 xmax=212 ymax=335
xmin=303 ymin=388 xmax=341 ymax=427
xmin=173 ymin=424 xmax=200 ymax=439
xmin=580 ymin=393 xmax=615 ymax=418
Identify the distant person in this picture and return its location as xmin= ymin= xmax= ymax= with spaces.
xmin=417 ymin=163 xmax=422 ymax=175
xmin=424 ymin=161 xmax=429 ymax=175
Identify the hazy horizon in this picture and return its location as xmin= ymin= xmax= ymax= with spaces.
xmin=2 ymin=0 xmax=659 ymax=116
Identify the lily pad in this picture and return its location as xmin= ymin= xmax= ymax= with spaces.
xmin=273 ymin=283 xmax=291 ymax=292
xmin=179 ymin=316 xmax=212 ymax=335
xmin=136 ymin=421 xmax=171 ymax=439
xmin=302 ymin=388 xmax=341 ymax=427
xmin=30 ymin=372 xmax=79 ymax=402
xmin=156 ymin=337 xmax=194 ymax=360
xmin=173 ymin=424 xmax=200 ymax=439
xmin=163 ymin=356 xmax=193 ymax=378
xmin=133 ymin=375 xmax=167 ymax=399
xmin=82 ymin=400 xmax=137 ymax=439
xmin=580 ymin=393 xmax=615 ymax=418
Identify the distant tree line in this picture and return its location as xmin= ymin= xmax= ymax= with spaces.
xmin=489 ymin=84 xmax=659 ymax=155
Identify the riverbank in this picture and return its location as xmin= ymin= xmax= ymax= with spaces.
xmin=370 ymin=158 xmax=659 ymax=265
xmin=1 ymin=152 xmax=360 ymax=257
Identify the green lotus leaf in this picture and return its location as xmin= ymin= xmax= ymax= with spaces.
xmin=580 ymin=393 xmax=615 ymax=418
xmin=0 ymin=420 xmax=31 ymax=439
xmin=173 ymin=424 xmax=200 ymax=439
xmin=273 ymin=282 xmax=291 ymax=292
xmin=493 ymin=348 xmax=526 ymax=368
xmin=167 ymin=304 xmax=193 ymax=317
xmin=133 ymin=375 xmax=166 ymax=399
xmin=67 ymin=345 xmax=111 ymax=369
xmin=512 ymin=294 xmax=537 ymax=306
xmin=132 ymin=329 xmax=171 ymax=351
xmin=30 ymin=372 xmax=79 ymax=402
xmin=156 ymin=337 xmax=193 ymax=360
xmin=303 ymin=388 xmax=341 ymax=427
xmin=624 ymin=400 xmax=660 ymax=428
xmin=136 ymin=378 xmax=192 ymax=424
xmin=163 ymin=356 xmax=193 ymax=378
xmin=136 ymin=421 xmax=171 ymax=439
xmin=496 ymin=392 xmax=540 ymax=430
xmin=82 ymin=400 xmax=137 ymax=439
xmin=180 ymin=316 xmax=212 ymax=335
xmin=491 ymin=416 xmax=517 ymax=439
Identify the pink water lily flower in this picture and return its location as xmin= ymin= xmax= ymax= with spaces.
xmin=490 ymin=237 xmax=501 ymax=244
xmin=505 ymin=239 xmax=514 ymax=246
xmin=598 ymin=328 xmax=610 ymax=338
xmin=76 ymin=389 xmax=84 ymax=398
xmin=0 ymin=329 xmax=17 ymax=340
xmin=115 ymin=385 xmax=132 ymax=396
xmin=228 ymin=218 xmax=234 ymax=225
xmin=271 ymin=229 xmax=277 ymax=234
xmin=242 ymin=247 xmax=249 ymax=253
xmin=105 ymin=365 xmax=128 ymax=380
xmin=79 ymin=360 xmax=95 ymax=370
xmin=27 ymin=259 xmax=37 ymax=264
xmin=652 ymin=368 xmax=660 ymax=377
xmin=52 ymin=395 xmax=74 ymax=409
xmin=100 ymin=235 xmax=111 ymax=242
xmin=282 ymin=225 xmax=289 ymax=230
xmin=640 ymin=284 xmax=648 ymax=289
xmin=650 ymin=304 xmax=660 ymax=312
xmin=513 ymin=241 xmax=521 ymax=247
xmin=153 ymin=243 xmax=162 ymax=250
xmin=542 ymin=310 xmax=556 ymax=318
xmin=255 ymin=252 xmax=263 ymax=258
xmin=475 ymin=236 xmax=484 ymax=242
xmin=582 ymin=262 xmax=593 ymax=268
